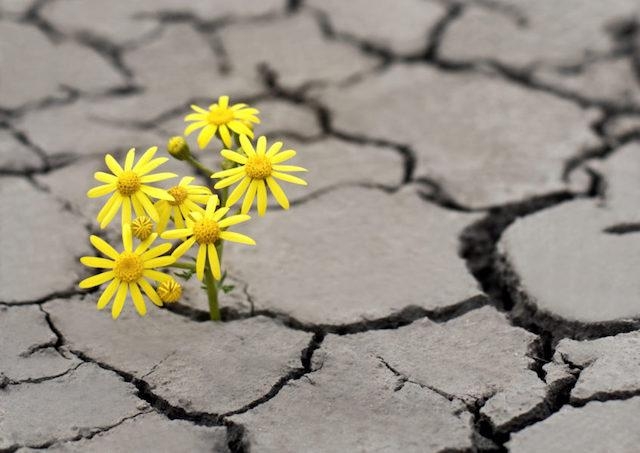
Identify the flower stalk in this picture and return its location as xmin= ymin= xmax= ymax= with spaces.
xmin=204 ymin=261 xmax=220 ymax=321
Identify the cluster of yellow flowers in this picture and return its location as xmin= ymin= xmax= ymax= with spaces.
xmin=79 ymin=96 xmax=308 ymax=320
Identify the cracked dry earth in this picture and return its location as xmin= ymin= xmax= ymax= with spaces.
xmin=1 ymin=0 xmax=640 ymax=452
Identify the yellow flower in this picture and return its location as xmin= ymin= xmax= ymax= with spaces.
xmin=155 ymin=177 xmax=212 ymax=233
xmin=157 ymin=278 xmax=182 ymax=303
xmin=184 ymin=95 xmax=260 ymax=149
xmin=79 ymin=226 xmax=175 ymax=319
xmin=131 ymin=216 xmax=153 ymax=240
xmin=87 ymin=147 xmax=177 ymax=229
xmin=211 ymin=135 xmax=308 ymax=216
xmin=161 ymin=196 xmax=255 ymax=281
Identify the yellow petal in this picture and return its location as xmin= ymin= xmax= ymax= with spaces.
xmin=211 ymin=166 xmax=244 ymax=179
xmin=171 ymin=236 xmax=196 ymax=259
xmin=272 ymin=165 xmax=308 ymax=172
xmin=112 ymin=281 xmax=128 ymax=319
xmin=80 ymin=256 xmax=115 ymax=268
xmin=228 ymin=120 xmax=253 ymax=137
xmin=266 ymin=176 xmax=290 ymax=210
xmin=185 ymin=113 xmax=205 ymax=121
xmin=143 ymin=269 xmax=170 ymax=282
xmin=141 ymin=242 xmax=173 ymax=260
xmin=241 ymin=179 xmax=259 ymax=214
xmin=123 ymin=148 xmax=136 ymax=171
xmin=132 ymin=146 xmax=158 ymax=172
xmin=270 ymin=149 xmax=296 ymax=164
xmin=94 ymin=172 xmax=117 ymax=183
xmin=140 ymin=172 xmax=177 ymax=183
xmin=184 ymin=120 xmax=208 ymax=136
xmin=134 ymin=232 xmax=158 ymax=255
xmin=197 ymin=124 xmax=217 ymax=149
xmin=174 ymin=206 xmax=186 ymax=229
xmin=141 ymin=185 xmax=175 ymax=201
xmin=196 ymin=245 xmax=206 ymax=281
xmin=135 ymin=192 xmax=159 ymax=222
xmin=97 ymin=279 xmax=119 ymax=310
xmin=212 ymin=206 xmax=230 ymax=221
xmin=205 ymin=195 xmax=219 ymax=216
xmin=139 ymin=278 xmax=163 ymax=307
xmin=161 ymin=228 xmax=192 ymax=240
xmin=265 ymin=141 xmax=284 ymax=157
xmin=256 ymin=136 xmax=267 ymax=155
xmin=271 ymin=171 xmax=308 ymax=186
xmin=217 ymin=214 xmax=251 ymax=228
xmin=121 ymin=197 xmax=132 ymax=228
xmin=214 ymin=172 xmax=246 ymax=189
xmin=87 ymin=184 xmax=114 ymax=198
xmin=207 ymin=244 xmax=221 ymax=280
xmin=137 ymin=158 xmax=169 ymax=176
xmin=224 ymin=176 xmax=251 ymax=206
xmin=100 ymin=194 xmax=123 ymax=229
xmin=239 ymin=135 xmax=256 ymax=157
xmin=79 ymin=271 xmax=114 ymax=289
xmin=256 ymin=180 xmax=267 ymax=216
xmin=96 ymin=193 xmax=118 ymax=223
xmin=90 ymin=235 xmax=119 ymax=260
xmin=190 ymin=104 xmax=208 ymax=114
xmin=219 ymin=231 xmax=256 ymax=245
xmin=144 ymin=256 xmax=175 ymax=268
xmin=122 ymin=222 xmax=133 ymax=252
xmin=218 ymin=95 xmax=229 ymax=109
xmin=104 ymin=154 xmax=123 ymax=176
xmin=131 ymin=194 xmax=145 ymax=217
xmin=130 ymin=282 xmax=147 ymax=316
xmin=176 ymin=176 xmax=193 ymax=187
xmin=219 ymin=125 xmax=232 ymax=148
xmin=220 ymin=149 xmax=248 ymax=164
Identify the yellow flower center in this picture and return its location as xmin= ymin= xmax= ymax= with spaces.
xmin=245 ymin=156 xmax=272 ymax=180
xmin=113 ymin=252 xmax=144 ymax=283
xmin=116 ymin=171 xmax=141 ymax=196
xmin=207 ymin=107 xmax=234 ymax=125
xmin=193 ymin=218 xmax=220 ymax=244
xmin=167 ymin=185 xmax=188 ymax=206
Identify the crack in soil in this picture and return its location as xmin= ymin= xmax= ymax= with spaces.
xmin=34 ymin=304 xmax=330 ymax=452
xmin=603 ymin=222 xmax=640 ymax=234
xmin=3 ymin=4 xmax=640 ymax=450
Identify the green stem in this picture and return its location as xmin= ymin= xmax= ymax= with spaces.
xmin=220 ymin=186 xmax=229 ymax=207
xmin=168 ymin=262 xmax=196 ymax=270
xmin=204 ymin=262 xmax=220 ymax=321
xmin=185 ymin=155 xmax=215 ymax=177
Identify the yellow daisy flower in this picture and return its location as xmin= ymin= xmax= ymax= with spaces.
xmin=155 ymin=176 xmax=212 ymax=233
xmin=161 ymin=196 xmax=255 ymax=281
xmin=79 ymin=226 xmax=175 ymax=319
xmin=87 ymin=147 xmax=177 ymax=229
xmin=211 ymin=135 xmax=308 ymax=216
xmin=184 ymin=95 xmax=260 ymax=149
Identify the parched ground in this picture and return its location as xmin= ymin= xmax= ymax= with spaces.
xmin=1 ymin=0 xmax=640 ymax=452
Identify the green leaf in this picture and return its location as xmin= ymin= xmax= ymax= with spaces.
xmin=174 ymin=269 xmax=194 ymax=281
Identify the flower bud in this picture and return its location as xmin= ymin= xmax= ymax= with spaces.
xmin=157 ymin=278 xmax=182 ymax=303
xmin=167 ymin=136 xmax=191 ymax=161
xmin=131 ymin=216 xmax=153 ymax=240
